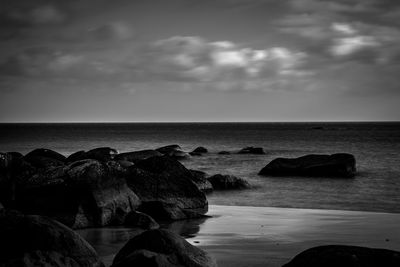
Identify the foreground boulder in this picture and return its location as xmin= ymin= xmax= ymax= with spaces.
xmin=16 ymin=159 xmax=140 ymax=229
xmin=283 ymin=245 xmax=400 ymax=267
xmin=23 ymin=148 xmax=66 ymax=169
xmin=24 ymin=148 xmax=66 ymax=163
xmin=126 ymin=156 xmax=208 ymax=220
xmin=0 ymin=210 xmax=104 ymax=267
xmin=238 ymin=146 xmax=265 ymax=155
xmin=112 ymin=229 xmax=217 ymax=267
xmin=208 ymin=174 xmax=250 ymax=190
xmin=114 ymin=150 xmax=163 ymax=163
xmin=259 ymin=153 xmax=356 ymax=178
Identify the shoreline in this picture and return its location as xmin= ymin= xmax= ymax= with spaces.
xmin=79 ymin=204 xmax=400 ymax=267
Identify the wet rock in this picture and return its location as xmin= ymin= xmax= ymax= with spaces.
xmin=111 ymin=229 xmax=217 ymax=267
xmin=259 ymin=153 xmax=356 ymax=178
xmin=66 ymin=150 xmax=86 ymax=163
xmin=0 ymin=210 xmax=104 ymax=267
xmin=124 ymin=211 xmax=159 ymax=230
xmin=208 ymin=174 xmax=250 ymax=190
xmin=218 ymin=151 xmax=230 ymax=155
xmin=126 ymin=156 xmax=208 ymax=220
xmin=238 ymin=146 xmax=265 ymax=155
xmin=192 ymin=147 xmax=208 ymax=154
xmin=156 ymin=145 xmax=191 ymax=160
xmin=84 ymin=147 xmax=119 ymax=162
xmin=189 ymin=170 xmax=213 ymax=192
xmin=114 ymin=150 xmax=163 ymax=163
xmin=283 ymin=245 xmax=400 ymax=267
xmin=24 ymin=148 xmax=66 ymax=163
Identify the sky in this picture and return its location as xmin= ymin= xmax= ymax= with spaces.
xmin=0 ymin=0 xmax=399 ymax=122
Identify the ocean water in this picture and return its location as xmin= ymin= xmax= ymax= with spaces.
xmin=1 ymin=122 xmax=400 ymax=213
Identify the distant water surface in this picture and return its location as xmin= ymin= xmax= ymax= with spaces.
xmin=1 ymin=122 xmax=399 ymax=213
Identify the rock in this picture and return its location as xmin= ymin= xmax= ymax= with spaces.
xmin=218 ymin=151 xmax=230 ymax=155
xmin=283 ymin=245 xmax=400 ymax=267
xmin=114 ymin=150 xmax=163 ymax=163
xmin=24 ymin=148 xmax=66 ymax=162
xmin=155 ymin=144 xmax=182 ymax=155
xmin=0 ymin=210 xmax=104 ymax=267
xmin=259 ymin=153 xmax=356 ymax=178
xmin=124 ymin=211 xmax=159 ymax=230
xmin=126 ymin=156 xmax=208 ymax=220
xmin=16 ymin=159 xmax=140 ymax=229
xmin=66 ymin=150 xmax=86 ymax=163
xmin=84 ymin=147 xmax=119 ymax=162
xmin=189 ymin=170 xmax=213 ymax=192
xmin=208 ymin=174 xmax=250 ymax=190
xmin=238 ymin=146 xmax=265 ymax=155
xmin=117 ymin=160 xmax=135 ymax=168
xmin=170 ymin=150 xmax=191 ymax=160
xmin=192 ymin=147 xmax=208 ymax=154
xmin=189 ymin=152 xmax=203 ymax=156
xmin=111 ymin=229 xmax=217 ymax=267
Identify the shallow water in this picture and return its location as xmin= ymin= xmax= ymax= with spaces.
xmin=1 ymin=122 xmax=400 ymax=213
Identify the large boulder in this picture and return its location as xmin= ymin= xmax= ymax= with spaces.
xmin=23 ymin=148 xmax=65 ymax=169
xmin=15 ymin=159 xmax=140 ymax=229
xmin=208 ymin=174 xmax=250 ymax=190
xmin=66 ymin=147 xmax=118 ymax=163
xmin=0 ymin=210 xmax=104 ymax=267
xmin=66 ymin=150 xmax=86 ymax=163
xmin=126 ymin=156 xmax=208 ymax=220
xmin=238 ymin=146 xmax=265 ymax=155
xmin=111 ymin=229 xmax=217 ymax=267
xmin=283 ymin=245 xmax=400 ymax=267
xmin=156 ymin=145 xmax=191 ymax=160
xmin=114 ymin=150 xmax=163 ymax=163
xmin=189 ymin=170 xmax=213 ymax=192
xmin=259 ymin=153 xmax=356 ymax=178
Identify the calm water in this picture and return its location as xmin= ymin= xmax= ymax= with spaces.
xmin=1 ymin=122 xmax=400 ymax=213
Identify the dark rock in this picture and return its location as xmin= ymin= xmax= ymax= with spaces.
xmin=189 ymin=152 xmax=203 ymax=156
xmin=0 ymin=210 xmax=104 ymax=267
xmin=111 ymin=229 xmax=217 ymax=267
xmin=23 ymin=155 xmax=64 ymax=169
xmin=85 ymin=147 xmax=119 ymax=162
xmin=124 ymin=211 xmax=159 ymax=230
xmin=16 ymin=159 xmax=140 ymax=229
xmin=155 ymin=144 xmax=182 ymax=155
xmin=24 ymin=148 xmax=66 ymax=162
xmin=208 ymin=174 xmax=250 ymax=190
xmin=259 ymin=153 xmax=356 ymax=178
xmin=238 ymin=146 xmax=265 ymax=155
xmin=66 ymin=150 xmax=86 ymax=163
xmin=192 ymin=147 xmax=208 ymax=154
xmin=126 ymin=156 xmax=208 ymax=220
xmin=189 ymin=170 xmax=213 ymax=192
xmin=117 ymin=160 xmax=134 ymax=168
xmin=283 ymin=245 xmax=400 ymax=267
xmin=218 ymin=151 xmax=230 ymax=155
xmin=114 ymin=150 xmax=163 ymax=163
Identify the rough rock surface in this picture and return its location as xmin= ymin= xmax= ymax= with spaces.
xmin=114 ymin=150 xmax=163 ymax=163
xmin=0 ymin=210 xmax=104 ymax=267
xmin=259 ymin=153 xmax=356 ymax=178
xmin=192 ymin=147 xmax=208 ymax=154
xmin=208 ymin=174 xmax=250 ymax=190
xmin=111 ymin=229 xmax=217 ymax=267
xmin=189 ymin=169 xmax=213 ymax=192
xmin=283 ymin=245 xmax=400 ymax=267
xmin=124 ymin=211 xmax=159 ymax=230
xmin=126 ymin=156 xmax=208 ymax=220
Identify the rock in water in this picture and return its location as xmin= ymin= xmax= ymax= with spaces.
xmin=189 ymin=170 xmax=213 ymax=192
xmin=259 ymin=153 xmax=356 ymax=178
xmin=16 ymin=159 xmax=140 ymax=229
xmin=124 ymin=211 xmax=159 ymax=230
xmin=114 ymin=150 xmax=163 ymax=163
xmin=156 ymin=145 xmax=191 ymax=160
xmin=126 ymin=156 xmax=208 ymax=220
xmin=192 ymin=147 xmax=208 ymax=154
xmin=0 ymin=210 xmax=104 ymax=267
xmin=111 ymin=229 xmax=217 ymax=267
xmin=208 ymin=174 xmax=250 ymax=190
xmin=238 ymin=146 xmax=265 ymax=155
xmin=283 ymin=245 xmax=400 ymax=267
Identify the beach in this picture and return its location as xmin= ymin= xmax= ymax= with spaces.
xmin=78 ymin=205 xmax=400 ymax=267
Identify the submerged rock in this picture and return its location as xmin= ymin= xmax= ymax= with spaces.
xmin=126 ymin=156 xmax=208 ymax=220
xmin=238 ymin=146 xmax=265 ymax=155
xmin=0 ymin=210 xmax=104 ymax=267
xmin=208 ymin=174 xmax=250 ymax=190
xmin=111 ymin=229 xmax=217 ymax=267
xmin=259 ymin=153 xmax=356 ymax=178
xmin=283 ymin=245 xmax=400 ymax=267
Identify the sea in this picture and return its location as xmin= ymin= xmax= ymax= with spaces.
xmin=1 ymin=122 xmax=400 ymax=214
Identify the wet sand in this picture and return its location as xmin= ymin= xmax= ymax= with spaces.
xmin=78 ymin=205 xmax=400 ymax=267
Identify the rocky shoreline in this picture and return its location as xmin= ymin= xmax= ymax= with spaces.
xmin=1 ymin=145 xmax=398 ymax=266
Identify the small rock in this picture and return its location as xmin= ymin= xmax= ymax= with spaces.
xmin=208 ymin=174 xmax=250 ymax=190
